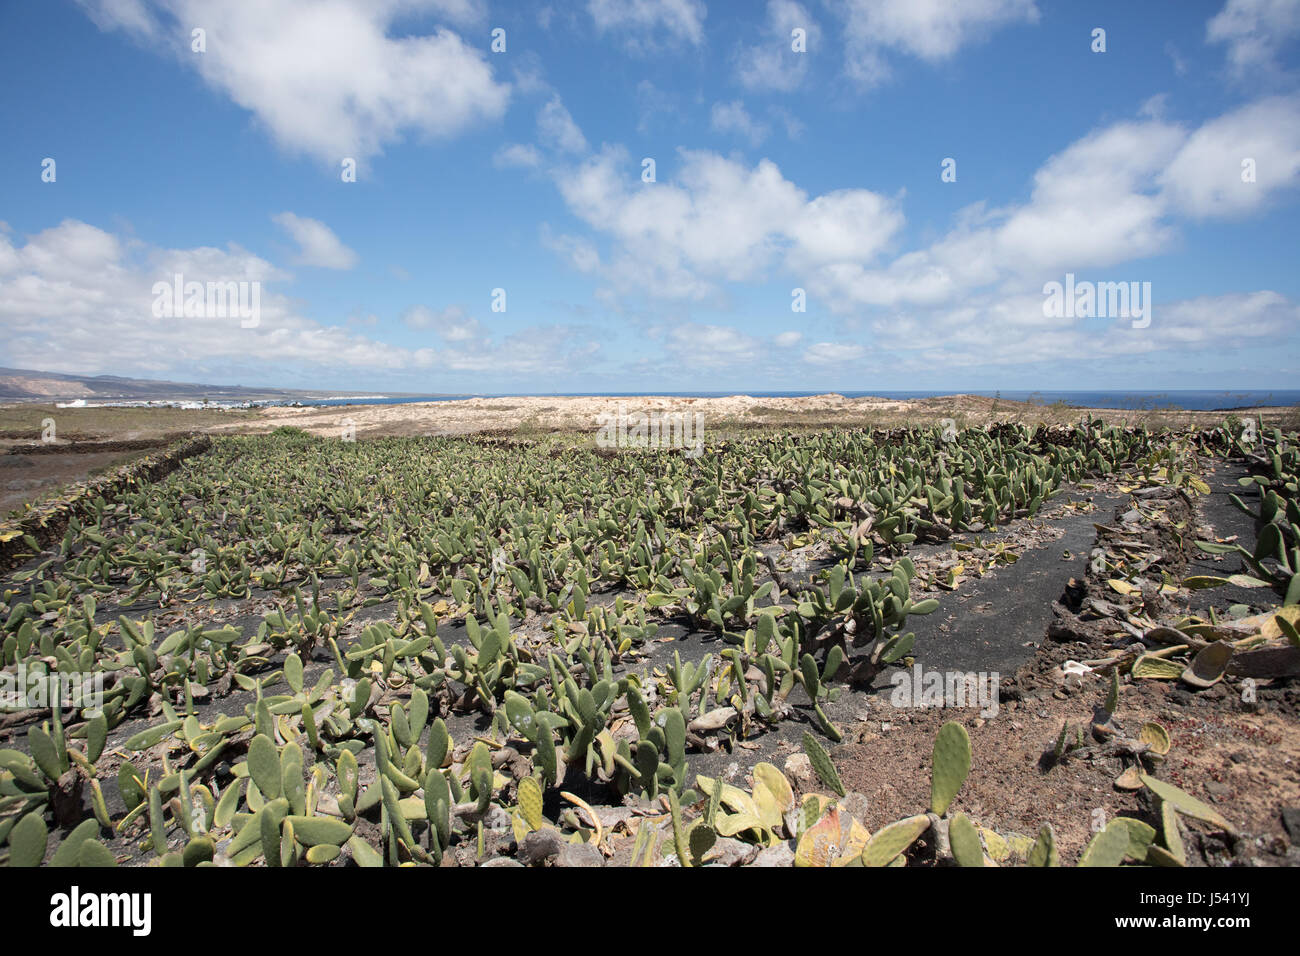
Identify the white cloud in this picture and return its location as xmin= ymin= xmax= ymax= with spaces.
xmin=839 ymin=0 xmax=1039 ymax=88
xmin=272 ymin=213 xmax=358 ymax=270
xmin=774 ymin=330 xmax=803 ymax=348
xmin=809 ymin=116 xmax=1189 ymax=311
xmin=734 ymin=0 xmax=818 ymax=92
xmin=710 ymin=100 xmax=769 ymax=146
xmin=540 ymin=227 xmax=602 ymax=274
xmin=538 ymin=95 xmax=589 ymax=154
xmin=787 ymin=190 xmax=905 ymax=270
xmin=803 ymin=342 xmax=866 ymax=364
xmin=0 ymin=219 xmax=425 ymax=376
xmin=1158 ymin=95 xmax=1300 ymax=218
xmin=494 ymin=143 xmax=543 ymax=169
xmin=427 ymin=325 xmax=603 ymax=374
xmin=1207 ymin=0 xmax=1300 ymax=81
xmin=76 ymin=0 xmax=509 ymax=163
xmin=663 ymin=323 xmax=764 ymax=368
xmin=586 ymin=0 xmax=706 ymax=51
xmin=635 ymin=80 xmax=678 ymax=134
xmin=402 ymin=304 xmax=482 ymax=342
xmin=858 ymin=289 xmax=1299 ymax=373
xmin=552 ymin=147 xmax=902 ymax=300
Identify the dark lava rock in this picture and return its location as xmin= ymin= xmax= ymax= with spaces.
xmin=518 ymin=828 xmax=563 ymax=865
xmin=1282 ymin=807 xmax=1300 ymax=844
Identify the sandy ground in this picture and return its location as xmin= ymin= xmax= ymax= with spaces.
xmin=209 ymin=393 xmax=1299 ymax=440
xmin=0 ymin=449 xmax=155 ymax=516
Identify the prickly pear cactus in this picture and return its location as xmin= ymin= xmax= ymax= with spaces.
xmin=518 ymin=776 xmax=545 ymax=831
xmin=1028 ymin=822 xmax=1059 ymax=867
xmin=949 ymin=813 xmax=984 ymax=867
xmin=801 ymin=732 xmax=845 ymax=797
xmin=6 ymin=811 xmax=48 ymax=868
xmin=794 ymin=804 xmax=869 ymax=867
xmin=860 ymin=814 xmax=930 ymax=867
xmin=929 ymin=721 xmax=971 ymax=816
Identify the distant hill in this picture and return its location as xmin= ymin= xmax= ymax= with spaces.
xmin=0 ymin=367 xmax=346 ymax=403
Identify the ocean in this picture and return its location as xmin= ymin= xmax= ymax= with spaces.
xmin=301 ymin=390 xmax=1300 ymax=412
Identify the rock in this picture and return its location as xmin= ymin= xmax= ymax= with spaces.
xmin=842 ymin=791 xmax=870 ymax=822
xmin=1281 ymin=807 xmax=1300 ymax=844
xmin=705 ymin=837 xmax=758 ymax=867
xmin=689 ymin=707 xmax=738 ymax=734
xmin=592 ymin=806 xmax=637 ymax=830
xmin=454 ymin=845 xmax=478 ymax=866
xmin=752 ymin=842 xmax=796 ymax=867
xmin=518 ymin=828 xmax=564 ymax=865
xmin=480 ymin=857 xmax=523 ymax=867
xmin=556 ymin=842 xmax=604 ymax=867
xmin=783 ymin=753 xmax=813 ymax=788
xmin=1204 ymin=781 xmax=1232 ymax=802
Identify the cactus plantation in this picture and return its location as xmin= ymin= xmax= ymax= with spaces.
xmin=0 ymin=417 xmax=1297 ymax=869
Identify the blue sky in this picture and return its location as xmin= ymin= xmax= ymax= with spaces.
xmin=1 ymin=0 xmax=1298 ymax=394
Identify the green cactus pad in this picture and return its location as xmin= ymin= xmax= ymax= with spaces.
xmin=247 ymin=733 xmax=282 ymax=800
xmin=6 ymin=811 xmax=48 ymax=867
xmin=861 ymin=814 xmax=930 ymax=867
xmin=929 ymin=721 xmax=971 ymax=816
xmin=949 ymin=813 xmax=984 ymax=867
xmin=802 ymin=731 xmax=845 ymax=797
xmin=286 ymin=815 xmax=353 ymax=846
xmin=518 ymin=776 xmax=545 ymax=831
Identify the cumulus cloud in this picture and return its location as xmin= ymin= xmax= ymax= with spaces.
xmin=0 ymin=219 xmax=425 ymax=376
xmin=551 ymin=147 xmax=903 ymax=300
xmin=75 ymin=0 xmax=509 ymax=163
xmin=272 ymin=213 xmax=358 ymax=270
xmin=734 ymin=0 xmax=818 ymax=92
xmin=534 ymin=96 xmax=1300 ymax=380
xmin=661 ymin=323 xmax=765 ymax=368
xmin=1207 ymin=0 xmax=1300 ymax=82
xmin=860 ymin=289 xmax=1299 ymax=374
xmin=1158 ymin=95 xmax=1300 ymax=218
xmin=811 ymin=98 xmax=1300 ymax=313
xmin=839 ymin=0 xmax=1040 ymax=88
